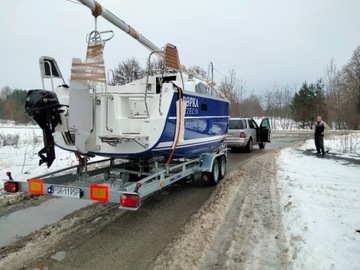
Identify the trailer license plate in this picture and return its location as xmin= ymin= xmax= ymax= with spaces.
xmin=53 ymin=186 xmax=82 ymax=199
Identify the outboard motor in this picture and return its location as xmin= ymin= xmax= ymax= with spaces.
xmin=25 ymin=90 xmax=62 ymax=167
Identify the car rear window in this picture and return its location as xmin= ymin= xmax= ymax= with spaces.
xmin=229 ymin=120 xmax=245 ymax=129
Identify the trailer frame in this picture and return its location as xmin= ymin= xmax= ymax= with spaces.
xmin=3 ymin=145 xmax=227 ymax=210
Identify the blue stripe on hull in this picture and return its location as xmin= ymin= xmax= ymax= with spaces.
xmin=157 ymin=92 xmax=229 ymax=147
xmin=57 ymin=92 xmax=230 ymax=159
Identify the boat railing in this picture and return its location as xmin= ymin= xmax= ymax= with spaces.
xmin=146 ymin=50 xmax=165 ymax=116
xmin=39 ymin=56 xmax=66 ymax=91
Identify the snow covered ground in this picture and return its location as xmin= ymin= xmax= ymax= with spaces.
xmin=278 ymin=134 xmax=360 ymax=269
xmin=0 ymin=124 xmax=105 ymax=190
xmin=0 ymin=124 xmax=79 ymax=190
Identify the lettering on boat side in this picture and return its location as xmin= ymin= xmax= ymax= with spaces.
xmin=183 ymin=96 xmax=199 ymax=115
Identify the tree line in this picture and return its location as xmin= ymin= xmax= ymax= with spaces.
xmin=291 ymin=45 xmax=360 ymax=130
xmin=0 ymin=86 xmax=28 ymax=123
xmin=1 ymin=44 xmax=359 ymax=130
xmin=324 ymin=46 xmax=360 ymax=130
xmin=221 ymin=44 xmax=360 ymax=130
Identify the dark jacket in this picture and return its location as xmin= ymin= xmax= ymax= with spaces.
xmin=315 ymin=122 xmax=325 ymax=136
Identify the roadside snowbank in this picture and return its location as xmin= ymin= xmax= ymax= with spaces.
xmin=151 ymin=152 xmax=284 ymax=269
xmin=278 ymin=134 xmax=360 ymax=269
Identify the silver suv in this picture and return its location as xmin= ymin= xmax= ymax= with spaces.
xmin=227 ymin=118 xmax=271 ymax=152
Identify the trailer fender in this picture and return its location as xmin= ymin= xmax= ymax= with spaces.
xmin=201 ymin=153 xmax=224 ymax=172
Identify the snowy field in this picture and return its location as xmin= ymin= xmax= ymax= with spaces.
xmin=0 ymin=124 xmax=104 ymax=191
xmin=0 ymin=124 xmax=78 ymax=189
xmin=278 ymin=135 xmax=360 ymax=269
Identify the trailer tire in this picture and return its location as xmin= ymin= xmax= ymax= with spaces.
xmin=208 ymin=159 xmax=220 ymax=186
xmin=219 ymin=156 xmax=226 ymax=180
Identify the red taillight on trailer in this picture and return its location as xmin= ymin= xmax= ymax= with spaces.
xmin=240 ymin=132 xmax=246 ymax=138
xmin=4 ymin=181 xmax=18 ymax=193
xmin=120 ymin=194 xmax=140 ymax=209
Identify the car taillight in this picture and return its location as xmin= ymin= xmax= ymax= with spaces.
xmin=4 ymin=181 xmax=18 ymax=193
xmin=240 ymin=132 xmax=246 ymax=138
xmin=120 ymin=194 xmax=140 ymax=209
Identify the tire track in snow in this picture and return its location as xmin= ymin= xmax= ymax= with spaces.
xmin=208 ymin=152 xmax=289 ymax=269
xmin=151 ymin=152 xmax=290 ymax=269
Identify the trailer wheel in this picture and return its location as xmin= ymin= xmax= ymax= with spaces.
xmin=208 ymin=159 xmax=220 ymax=186
xmin=219 ymin=156 xmax=226 ymax=180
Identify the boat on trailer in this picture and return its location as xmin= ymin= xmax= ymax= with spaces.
xmin=25 ymin=0 xmax=230 ymax=168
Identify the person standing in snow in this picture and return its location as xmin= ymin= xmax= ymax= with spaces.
xmin=314 ymin=116 xmax=329 ymax=156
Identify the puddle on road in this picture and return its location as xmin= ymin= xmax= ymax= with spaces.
xmin=0 ymin=198 xmax=93 ymax=248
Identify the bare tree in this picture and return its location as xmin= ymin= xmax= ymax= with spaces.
xmin=217 ymin=69 xmax=246 ymax=116
xmin=324 ymin=58 xmax=345 ymax=129
xmin=188 ymin=65 xmax=207 ymax=78
xmin=281 ymin=85 xmax=294 ymax=129
xmin=0 ymin=86 xmax=12 ymax=119
xmin=147 ymin=57 xmax=164 ymax=72
xmin=341 ymin=45 xmax=360 ymax=129
xmin=0 ymin=86 xmax=12 ymax=100
xmin=241 ymin=92 xmax=264 ymax=117
xmin=264 ymin=84 xmax=278 ymax=128
xmin=264 ymin=84 xmax=293 ymax=129
xmin=218 ymin=70 xmax=236 ymax=110
xmin=112 ymin=58 xmax=144 ymax=86
xmin=324 ymin=46 xmax=360 ymax=130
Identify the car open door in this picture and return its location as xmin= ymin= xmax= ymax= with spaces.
xmin=260 ymin=118 xmax=271 ymax=142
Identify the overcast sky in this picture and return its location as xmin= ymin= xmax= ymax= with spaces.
xmin=1 ymin=0 xmax=359 ymax=94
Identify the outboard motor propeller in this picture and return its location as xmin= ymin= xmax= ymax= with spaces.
xmin=25 ymin=90 xmax=62 ymax=167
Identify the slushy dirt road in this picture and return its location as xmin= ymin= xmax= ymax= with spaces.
xmin=152 ymin=151 xmax=288 ymax=270
xmin=0 ymin=133 xmax=311 ymax=270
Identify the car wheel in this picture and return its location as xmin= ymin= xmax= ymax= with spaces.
xmin=259 ymin=142 xmax=266 ymax=149
xmin=245 ymin=138 xmax=253 ymax=153
xmin=208 ymin=158 xmax=220 ymax=186
xmin=219 ymin=155 xmax=226 ymax=180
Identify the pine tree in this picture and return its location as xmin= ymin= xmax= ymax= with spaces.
xmin=291 ymin=80 xmax=326 ymax=129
